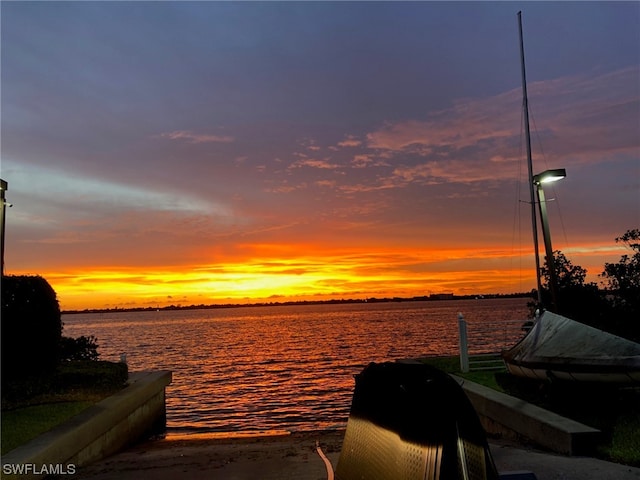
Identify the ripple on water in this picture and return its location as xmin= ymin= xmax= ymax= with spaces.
xmin=62 ymin=298 xmax=529 ymax=433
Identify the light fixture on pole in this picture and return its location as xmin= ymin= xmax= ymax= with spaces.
xmin=533 ymin=168 xmax=566 ymax=185
xmin=1 ymin=179 xmax=7 ymax=276
xmin=533 ymin=168 xmax=566 ymax=312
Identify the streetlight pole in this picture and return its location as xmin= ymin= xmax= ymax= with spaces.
xmin=533 ymin=168 xmax=566 ymax=313
xmin=1 ymin=179 xmax=7 ymax=277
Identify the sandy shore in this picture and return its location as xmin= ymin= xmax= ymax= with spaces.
xmin=75 ymin=431 xmax=343 ymax=480
xmin=74 ymin=430 xmax=640 ymax=480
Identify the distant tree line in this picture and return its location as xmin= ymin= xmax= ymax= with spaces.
xmin=62 ymin=292 xmax=532 ymax=315
xmin=534 ymin=228 xmax=640 ymax=342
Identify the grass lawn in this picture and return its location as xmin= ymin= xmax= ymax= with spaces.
xmin=421 ymin=355 xmax=640 ymax=467
xmin=1 ymin=361 xmax=127 ymax=455
xmin=1 ymin=402 xmax=93 ymax=454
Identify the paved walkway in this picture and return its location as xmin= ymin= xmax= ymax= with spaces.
xmin=73 ymin=431 xmax=640 ymax=480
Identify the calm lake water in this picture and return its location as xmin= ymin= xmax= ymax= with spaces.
xmin=62 ymin=298 xmax=529 ymax=435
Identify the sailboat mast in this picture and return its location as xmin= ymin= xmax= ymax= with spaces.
xmin=517 ymin=11 xmax=543 ymax=306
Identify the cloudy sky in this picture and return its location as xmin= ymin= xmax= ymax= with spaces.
xmin=2 ymin=2 xmax=638 ymax=310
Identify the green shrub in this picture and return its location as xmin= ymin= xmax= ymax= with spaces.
xmin=1 ymin=275 xmax=62 ymax=384
xmin=2 ymin=360 xmax=128 ymax=408
xmin=60 ymin=335 xmax=100 ymax=361
xmin=53 ymin=361 xmax=128 ymax=391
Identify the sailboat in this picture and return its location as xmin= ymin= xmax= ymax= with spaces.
xmin=501 ymin=13 xmax=640 ymax=384
xmin=503 ymin=309 xmax=640 ymax=383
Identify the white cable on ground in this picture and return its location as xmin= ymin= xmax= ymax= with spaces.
xmin=315 ymin=440 xmax=335 ymax=480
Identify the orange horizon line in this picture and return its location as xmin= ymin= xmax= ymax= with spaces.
xmin=61 ymin=291 xmax=536 ymax=312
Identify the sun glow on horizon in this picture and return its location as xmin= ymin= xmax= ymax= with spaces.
xmin=3 ymin=3 xmax=637 ymax=316
xmin=9 ymin=244 xmax=547 ymax=311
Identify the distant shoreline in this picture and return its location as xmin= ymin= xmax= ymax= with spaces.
xmin=62 ymin=292 xmax=532 ymax=315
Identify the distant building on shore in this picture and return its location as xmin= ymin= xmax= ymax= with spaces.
xmin=429 ymin=293 xmax=455 ymax=300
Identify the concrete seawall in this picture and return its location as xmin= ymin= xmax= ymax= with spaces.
xmin=1 ymin=370 xmax=172 ymax=480
xmin=2 ymin=362 xmax=603 ymax=479
xmin=451 ymin=374 xmax=600 ymax=455
xmin=397 ymin=359 xmax=600 ymax=455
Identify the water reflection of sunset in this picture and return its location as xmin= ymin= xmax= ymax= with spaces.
xmin=61 ymin=299 xmax=530 ymax=433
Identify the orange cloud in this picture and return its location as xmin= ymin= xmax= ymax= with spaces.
xmin=159 ymin=130 xmax=235 ymax=143
xmin=366 ymin=67 xmax=638 ymax=169
xmin=337 ymin=135 xmax=362 ymax=148
xmin=289 ymin=158 xmax=340 ymax=169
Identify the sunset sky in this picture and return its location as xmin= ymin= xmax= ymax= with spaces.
xmin=2 ymin=2 xmax=639 ymax=310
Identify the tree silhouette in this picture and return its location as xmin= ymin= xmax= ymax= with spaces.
xmin=537 ymin=251 xmax=605 ymax=328
xmin=531 ymin=230 xmax=640 ymax=342
xmin=601 ymin=229 xmax=640 ymax=341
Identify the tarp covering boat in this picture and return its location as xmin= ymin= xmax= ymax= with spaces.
xmin=502 ymin=311 xmax=640 ymax=383
xmin=336 ymin=362 xmax=501 ymax=480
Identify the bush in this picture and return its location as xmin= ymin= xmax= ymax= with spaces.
xmin=2 ymin=360 xmax=128 ymax=408
xmin=60 ymin=335 xmax=100 ymax=361
xmin=52 ymin=361 xmax=128 ymax=391
xmin=1 ymin=275 xmax=62 ymax=384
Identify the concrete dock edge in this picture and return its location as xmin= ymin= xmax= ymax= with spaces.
xmin=397 ymin=358 xmax=600 ymax=455
xmin=451 ymin=374 xmax=600 ymax=455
